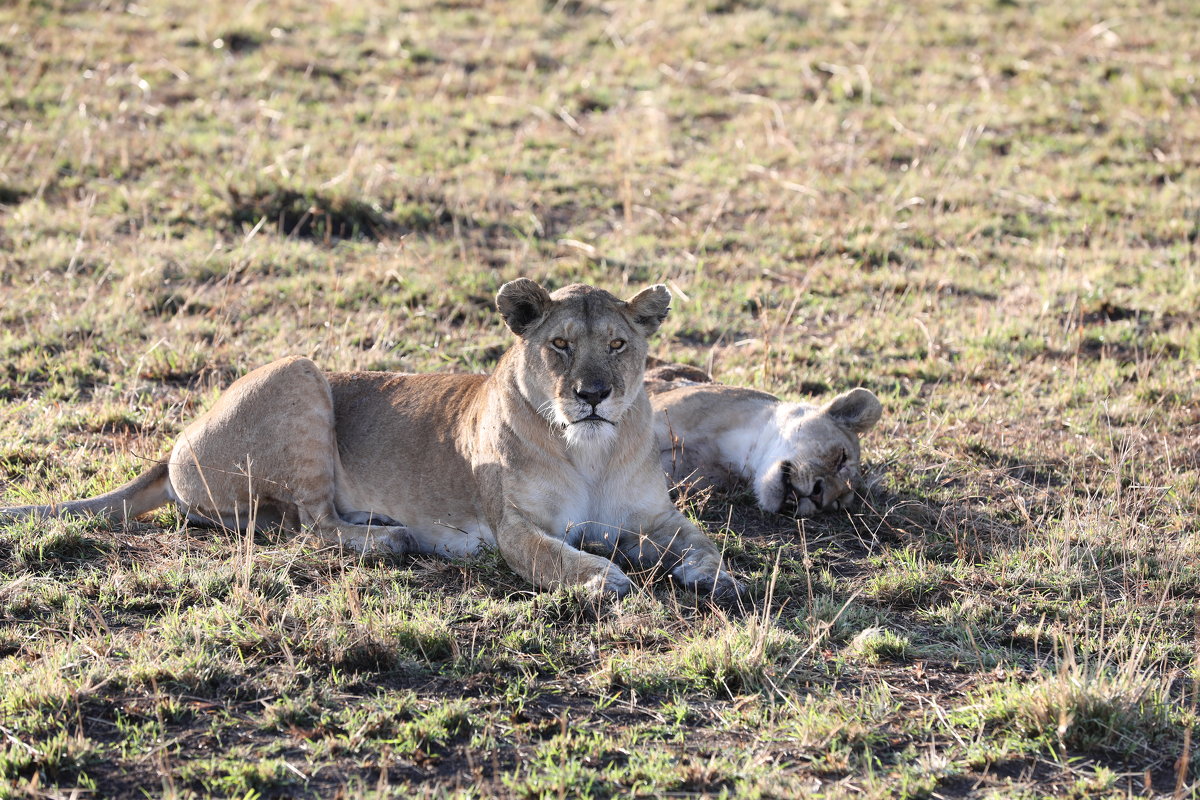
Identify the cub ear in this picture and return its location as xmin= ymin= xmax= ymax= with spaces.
xmin=625 ymin=284 xmax=671 ymax=336
xmin=497 ymin=278 xmax=552 ymax=336
xmin=824 ymin=388 xmax=882 ymax=434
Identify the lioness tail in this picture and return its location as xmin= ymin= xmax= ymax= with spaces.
xmin=0 ymin=461 xmax=171 ymax=525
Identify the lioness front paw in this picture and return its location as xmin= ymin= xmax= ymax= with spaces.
xmin=671 ymin=559 xmax=744 ymax=602
xmin=373 ymin=526 xmax=415 ymax=554
xmin=706 ymin=571 xmax=746 ymax=603
xmin=581 ymin=566 xmax=633 ymax=599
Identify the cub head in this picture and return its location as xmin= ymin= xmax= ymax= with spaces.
xmin=496 ymin=278 xmax=670 ymax=448
xmin=755 ymin=388 xmax=883 ymax=517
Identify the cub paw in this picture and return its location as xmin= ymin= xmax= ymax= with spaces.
xmin=342 ymin=510 xmax=405 ymax=527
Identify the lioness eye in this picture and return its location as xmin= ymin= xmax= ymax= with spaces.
xmin=609 ymin=339 xmax=626 ymax=351
xmin=837 ymin=449 xmax=848 ymax=468
xmin=551 ymin=338 xmax=569 ymax=350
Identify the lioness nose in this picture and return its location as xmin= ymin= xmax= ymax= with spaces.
xmin=575 ymin=382 xmax=612 ymax=407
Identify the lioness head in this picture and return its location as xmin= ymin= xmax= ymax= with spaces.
xmin=757 ymin=388 xmax=883 ymax=516
xmin=497 ymin=278 xmax=670 ymax=448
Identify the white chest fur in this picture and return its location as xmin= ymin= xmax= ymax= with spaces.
xmin=557 ymin=431 xmax=627 ymax=546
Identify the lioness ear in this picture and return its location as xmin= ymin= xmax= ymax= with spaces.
xmin=625 ymin=284 xmax=671 ymax=336
xmin=497 ymin=278 xmax=552 ymax=336
xmin=825 ymin=388 xmax=882 ymax=434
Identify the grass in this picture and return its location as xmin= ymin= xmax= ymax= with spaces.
xmin=1 ymin=0 xmax=1198 ymax=796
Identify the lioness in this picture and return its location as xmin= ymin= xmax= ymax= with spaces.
xmin=0 ymin=280 xmax=741 ymax=600
xmin=646 ymin=363 xmax=882 ymax=517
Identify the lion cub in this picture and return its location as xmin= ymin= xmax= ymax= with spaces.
xmin=646 ymin=363 xmax=882 ymax=517
xmin=1 ymin=280 xmax=741 ymax=600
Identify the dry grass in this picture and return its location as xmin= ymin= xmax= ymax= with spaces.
xmin=1 ymin=0 xmax=1198 ymax=796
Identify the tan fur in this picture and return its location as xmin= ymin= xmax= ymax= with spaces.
xmin=1 ymin=281 xmax=741 ymax=600
xmin=647 ymin=364 xmax=882 ymax=516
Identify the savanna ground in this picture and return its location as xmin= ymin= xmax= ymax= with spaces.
xmin=1 ymin=0 xmax=1198 ymax=796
